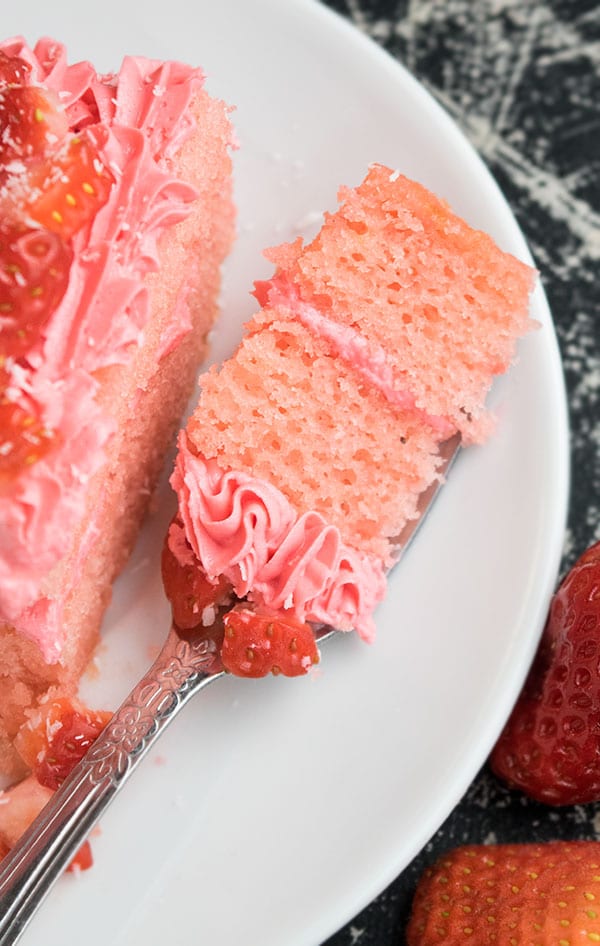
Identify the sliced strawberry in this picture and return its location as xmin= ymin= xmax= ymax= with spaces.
xmin=0 ymin=220 xmax=72 ymax=359
xmin=0 ymin=85 xmax=68 ymax=166
xmin=15 ymin=696 xmax=112 ymax=791
xmin=221 ymin=608 xmax=320 ymax=678
xmin=25 ymin=134 xmax=114 ymax=240
xmin=161 ymin=534 xmax=232 ymax=630
xmin=0 ymin=50 xmax=32 ymax=88
xmin=0 ymin=394 xmax=57 ymax=482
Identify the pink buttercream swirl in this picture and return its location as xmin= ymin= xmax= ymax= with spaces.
xmin=171 ymin=433 xmax=386 ymax=642
xmin=0 ymin=38 xmax=209 ymax=660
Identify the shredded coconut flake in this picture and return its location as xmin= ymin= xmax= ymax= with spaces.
xmin=46 ymin=718 xmax=63 ymax=739
xmin=202 ymin=605 xmax=216 ymax=626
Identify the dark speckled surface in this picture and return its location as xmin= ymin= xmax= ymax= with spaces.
xmin=318 ymin=1 xmax=600 ymax=943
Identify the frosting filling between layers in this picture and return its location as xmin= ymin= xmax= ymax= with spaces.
xmin=171 ymin=432 xmax=387 ymax=642
xmin=0 ymin=39 xmax=212 ymax=658
xmin=174 ymin=263 xmax=453 ymax=640
xmin=254 ymin=277 xmax=456 ymax=438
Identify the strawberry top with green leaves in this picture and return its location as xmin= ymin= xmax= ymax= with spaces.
xmin=407 ymin=842 xmax=600 ymax=945
xmin=490 ymin=540 xmax=600 ymax=806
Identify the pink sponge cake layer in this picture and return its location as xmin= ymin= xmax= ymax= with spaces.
xmin=0 ymin=38 xmax=234 ymax=779
xmin=170 ymin=165 xmax=535 ymax=651
xmin=255 ymin=165 xmax=535 ymax=444
xmin=185 ymin=318 xmax=443 ymax=562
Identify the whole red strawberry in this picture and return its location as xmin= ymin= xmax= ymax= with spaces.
xmin=490 ymin=540 xmax=600 ymax=805
xmin=406 ymin=842 xmax=600 ymax=944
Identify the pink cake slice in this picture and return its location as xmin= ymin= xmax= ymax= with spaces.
xmin=255 ymin=165 xmax=535 ymax=443
xmin=0 ymin=38 xmax=235 ymax=779
xmin=164 ymin=165 xmax=535 ymax=671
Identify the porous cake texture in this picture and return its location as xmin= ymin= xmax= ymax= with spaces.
xmin=0 ymin=39 xmax=235 ymax=780
xmin=188 ymin=317 xmax=442 ymax=563
xmin=171 ymin=164 xmax=535 ymax=647
xmin=255 ymin=165 xmax=535 ymax=443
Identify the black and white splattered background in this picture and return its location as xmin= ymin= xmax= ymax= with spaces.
xmin=318 ymin=1 xmax=600 ymax=944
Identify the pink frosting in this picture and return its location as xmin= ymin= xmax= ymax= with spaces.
xmin=171 ymin=433 xmax=387 ymax=642
xmin=0 ymin=38 xmax=209 ymax=659
xmin=256 ymin=277 xmax=455 ymax=438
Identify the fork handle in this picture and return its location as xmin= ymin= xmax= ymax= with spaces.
xmin=0 ymin=629 xmax=219 ymax=946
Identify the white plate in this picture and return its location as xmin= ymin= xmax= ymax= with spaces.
xmin=6 ymin=1 xmax=569 ymax=944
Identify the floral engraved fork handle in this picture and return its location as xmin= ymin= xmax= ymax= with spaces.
xmin=84 ymin=634 xmax=219 ymax=786
xmin=0 ymin=437 xmax=462 ymax=946
xmin=0 ymin=625 xmax=222 ymax=946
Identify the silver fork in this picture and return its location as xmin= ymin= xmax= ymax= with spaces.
xmin=0 ymin=435 xmax=460 ymax=945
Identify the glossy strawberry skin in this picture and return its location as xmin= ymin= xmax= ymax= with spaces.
xmin=406 ymin=842 xmax=600 ymax=944
xmin=490 ymin=541 xmax=600 ymax=805
xmin=15 ymin=697 xmax=112 ymax=791
xmin=0 ymin=85 xmax=68 ymax=167
xmin=0 ymin=396 xmax=57 ymax=484
xmin=161 ymin=534 xmax=231 ymax=630
xmin=0 ymin=50 xmax=32 ymax=88
xmin=0 ymin=221 xmax=73 ymax=359
xmin=25 ymin=133 xmax=114 ymax=240
xmin=221 ymin=608 xmax=320 ymax=678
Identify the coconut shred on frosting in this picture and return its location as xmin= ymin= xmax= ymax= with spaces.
xmin=0 ymin=38 xmax=208 ymax=658
xmin=170 ymin=432 xmax=387 ymax=642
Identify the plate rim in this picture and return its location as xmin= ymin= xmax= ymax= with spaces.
xmin=8 ymin=1 xmax=571 ymax=944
